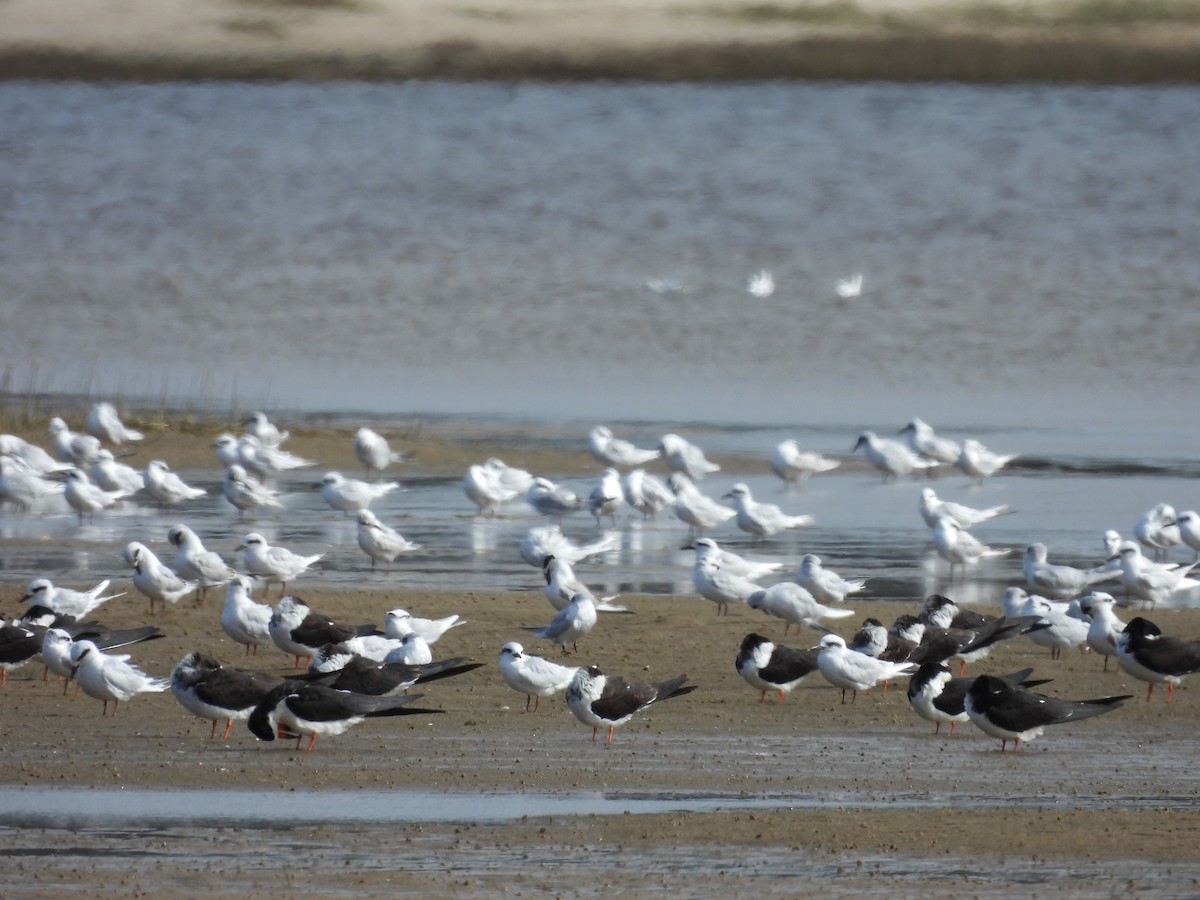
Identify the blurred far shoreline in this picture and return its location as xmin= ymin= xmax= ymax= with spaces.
xmin=2 ymin=0 xmax=1200 ymax=84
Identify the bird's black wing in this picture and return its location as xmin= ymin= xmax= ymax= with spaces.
xmin=758 ymin=647 xmax=819 ymax=684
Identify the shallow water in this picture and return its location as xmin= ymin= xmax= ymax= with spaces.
xmin=2 ymin=416 xmax=1198 ymax=605
xmin=0 ymin=81 xmax=1198 ymax=428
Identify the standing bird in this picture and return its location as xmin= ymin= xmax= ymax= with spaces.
xmin=526 ymin=477 xmax=584 ymax=521
xmin=90 ymin=450 xmax=145 ymax=495
xmin=770 ymin=440 xmax=839 ymax=491
xmin=1134 ymin=503 xmax=1183 ymax=562
xmin=48 ymin=417 xmax=101 ymax=466
xmin=0 ymin=617 xmax=42 ymax=686
xmin=1078 ymin=592 xmax=1126 ymax=671
xmin=22 ymin=578 xmax=123 ymax=620
xmin=499 ymin=642 xmax=579 ymax=712
xmin=919 ymin=488 xmax=1012 ymax=530
xmin=0 ymin=456 xmax=65 ymax=510
xmin=238 ymin=532 xmax=324 ymax=597
xmin=519 ymin=525 xmax=617 ymax=569
xmin=247 ymin=682 xmax=440 ymax=752
xmin=523 ymin=592 xmax=598 ymax=654
xmin=244 ymin=411 xmax=289 ymax=448
xmin=690 ymin=536 xmax=782 ymax=582
xmin=1115 ymin=616 xmax=1200 ymax=702
xmin=1110 ymin=541 xmax=1199 ymax=609
xmin=565 ymin=665 xmax=694 ymax=743
xmin=1023 ymin=542 xmax=1115 ymax=599
xmin=220 ymin=575 xmax=275 ymax=656
xmin=964 ymin=674 xmax=1130 ymax=751
xmin=692 ymin=556 xmax=762 ymax=616
xmin=900 ymin=418 xmax=961 ymax=469
xmin=932 ymin=517 xmax=1011 ymax=577
xmin=41 ymin=625 xmax=163 ymax=692
xmin=735 ymin=633 xmax=820 ymax=704
xmin=955 ymin=438 xmax=1015 ymax=482
xmin=621 ymin=468 xmax=675 ymax=521
xmin=852 ymin=431 xmax=936 ymax=482
xmin=64 ymin=469 xmax=130 ymax=523
xmin=1024 ymin=595 xmax=1091 ymax=661
xmin=236 ymin=435 xmax=315 ymax=482
xmin=143 ymin=460 xmax=207 ymax=509
xmin=123 ymin=541 xmax=197 ymax=613
xmin=906 ymin=663 xmax=1047 ymax=735
xmin=353 ymin=427 xmax=409 ymax=476
xmin=658 ymin=433 xmax=720 ymax=480
xmin=69 ymin=640 xmax=169 ymax=716
xmin=746 ymin=581 xmax=855 ymax=634
xmin=168 ymin=524 xmax=235 ymax=599
xmin=795 ymin=554 xmax=866 ymax=607
xmin=170 ymin=651 xmax=286 ymax=739
xmin=383 ymin=608 xmax=465 ymax=643
xmin=588 ymin=468 xmax=625 ymax=525
xmin=213 ymin=434 xmax=241 ymax=468
xmin=462 ymin=458 xmax=533 ymax=515
xmin=86 ymin=402 xmax=144 ymax=445
xmin=723 ymin=482 xmax=813 ymax=540
xmin=816 ymin=634 xmax=917 ymax=703
xmin=542 ymin=556 xmax=626 ymax=613
xmin=588 ymin=426 xmax=659 ymax=468
xmin=1169 ymin=510 xmax=1200 ymax=560
xmin=356 ymin=509 xmax=421 ymax=569
xmin=269 ymin=595 xmax=380 ymax=667
xmin=320 ymin=471 xmax=399 ymax=514
xmin=222 ymin=464 xmax=283 ymax=520
xmin=667 ymin=472 xmax=735 ymax=536
xmin=301 ymin=654 xmax=480 ymax=697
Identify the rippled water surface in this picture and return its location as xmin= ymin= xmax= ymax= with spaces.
xmin=1 ymin=81 xmax=1198 ymax=427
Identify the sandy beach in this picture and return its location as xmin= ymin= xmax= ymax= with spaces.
xmin=1 ymin=418 xmax=1199 ymax=895
xmin=1 ymin=0 xmax=1199 ymax=82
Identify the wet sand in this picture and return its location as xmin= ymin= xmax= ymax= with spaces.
xmin=1 ymin=0 xmax=1199 ymax=83
xmin=3 ymin=411 xmax=1200 ymax=897
xmin=3 ymin=571 xmax=1199 ymax=895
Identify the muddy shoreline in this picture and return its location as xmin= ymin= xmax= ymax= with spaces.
xmin=2 ymin=584 xmax=1198 ymax=895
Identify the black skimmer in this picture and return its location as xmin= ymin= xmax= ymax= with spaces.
xmin=906 ymin=663 xmax=1049 ymax=735
xmin=268 ymin=595 xmax=380 ymax=667
xmin=1115 ymin=616 xmax=1200 ymax=702
xmin=299 ymin=651 xmax=482 ymax=697
xmin=247 ymin=681 xmax=442 ymax=752
xmin=735 ymin=633 xmax=819 ymax=704
xmin=964 ymin=674 xmax=1130 ymax=751
xmin=565 ymin=665 xmax=695 ymax=743
xmin=0 ymin=616 xmax=42 ymax=686
xmin=170 ymin=651 xmax=287 ymax=739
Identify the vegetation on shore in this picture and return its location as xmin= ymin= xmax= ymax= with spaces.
xmin=1 ymin=0 xmax=1199 ymax=83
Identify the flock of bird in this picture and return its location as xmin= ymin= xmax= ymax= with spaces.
xmin=3 ymin=405 xmax=1200 ymax=753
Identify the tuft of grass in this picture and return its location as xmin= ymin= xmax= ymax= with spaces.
xmin=711 ymin=0 xmax=1200 ymax=30
xmin=944 ymin=0 xmax=1200 ymax=28
xmin=1068 ymin=0 xmax=1200 ymax=25
xmin=457 ymin=7 xmax=521 ymax=22
xmin=238 ymin=0 xmax=365 ymax=9
xmin=222 ymin=17 xmax=289 ymax=38
xmin=714 ymin=1 xmax=874 ymax=26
